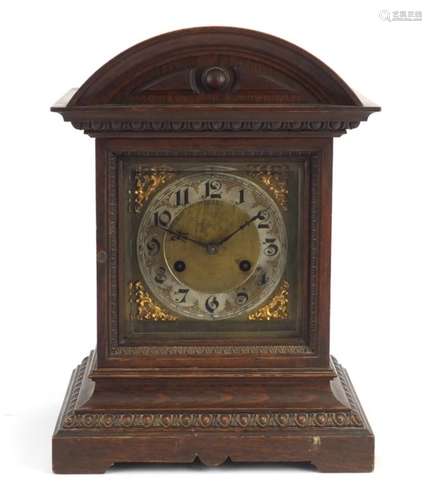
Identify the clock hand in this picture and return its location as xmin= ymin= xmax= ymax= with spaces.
xmin=216 ymin=210 xmax=267 ymax=245
xmin=159 ymin=225 xmax=208 ymax=249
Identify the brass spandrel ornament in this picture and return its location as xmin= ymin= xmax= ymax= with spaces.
xmin=131 ymin=169 xmax=174 ymax=213
xmin=129 ymin=281 xmax=177 ymax=321
xmin=251 ymin=166 xmax=289 ymax=210
xmin=248 ymin=280 xmax=289 ymax=320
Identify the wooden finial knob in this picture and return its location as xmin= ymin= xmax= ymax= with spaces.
xmin=202 ymin=66 xmax=230 ymax=91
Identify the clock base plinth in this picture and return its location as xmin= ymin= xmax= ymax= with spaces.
xmin=52 ymin=352 xmax=374 ymax=474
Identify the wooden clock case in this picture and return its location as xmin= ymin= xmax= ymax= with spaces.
xmin=51 ymin=27 xmax=379 ymax=473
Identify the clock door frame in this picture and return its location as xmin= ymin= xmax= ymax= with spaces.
xmin=95 ymin=137 xmax=333 ymax=372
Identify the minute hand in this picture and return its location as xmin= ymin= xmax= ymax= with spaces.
xmin=216 ymin=211 xmax=263 ymax=245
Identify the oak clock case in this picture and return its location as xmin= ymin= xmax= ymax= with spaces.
xmin=51 ymin=27 xmax=379 ymax=473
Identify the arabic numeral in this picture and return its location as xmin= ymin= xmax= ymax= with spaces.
xmin=263 ymin=238 xmax=279 ymax=257
xmin=235 ymin=291 xmax=249 ymax=306
xmin=258 ymin=209 xmax=271 ymax=229
xmin=237 ymin=189 xmax=245 ymax=204
xmin=154 ymin=266 xmax=167 ymax=284
xmin=204 ymin=179 xmax=222 ymax=199
xmin=154 ymin=210 xmax=172 ymax=227
xmin=175 ymin=288 xmax=189 ymax=303
xmin=256 ymin=267 xmax=269 ymax=287
xmin=205 ymin=295 xmax=219 ymax=313
xmin=146 ymin=238 xmax=160 ymax=256
xmin=175 ymin=188 xmax=189 ymax=206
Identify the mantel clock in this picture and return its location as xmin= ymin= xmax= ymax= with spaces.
xmin=51 ymin=27 xmax=379 ymax=473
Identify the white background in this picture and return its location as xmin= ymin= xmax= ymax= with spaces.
xmin=1 ymin=0 xmax=431 ymax=497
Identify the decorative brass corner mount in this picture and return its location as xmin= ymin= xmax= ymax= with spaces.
xmin=252 ymin=167 xmax=289 ymax=210
xmin=129 ymin=281 xmax=177 ymax=321
xmin=131 ymin=169 xmax=173 ymax=213
xmin=248 ymin=280 xmax=289 ymax=320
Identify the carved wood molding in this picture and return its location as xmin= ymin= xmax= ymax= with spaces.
xmin=111 ymin=345 xmax=311 ymax=356
xmin=63 ymin=411 xmax=362 ymax=430
xmin=309 ymin=154 xmax=320 ymax=348
xmin=73 ymin=119 xmax=360 ymax=135
xmin=60 ymin=354 xmax=363 ymax=431
xmin=107 ymin=151 xmax=319 ymax=358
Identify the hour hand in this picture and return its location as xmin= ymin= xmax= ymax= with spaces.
xmin=159 ymin=225 xmax=207 ymax=248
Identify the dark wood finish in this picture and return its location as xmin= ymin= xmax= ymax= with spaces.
xmin=95 ymin=137 xmax=331 ymax=371
xmin=51 ymin=27 xmax=379 ymax=473
xmin=51 ymin=27 xmax=378 ymax=138
xmin=53 ymin=352 xmax=373 ymax=473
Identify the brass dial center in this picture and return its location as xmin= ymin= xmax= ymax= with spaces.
xmin=164 ymin=200 xmax=260 ymax=294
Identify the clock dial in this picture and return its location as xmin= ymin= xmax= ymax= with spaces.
xmin=136 ymin=172 xmax=288 ymax=320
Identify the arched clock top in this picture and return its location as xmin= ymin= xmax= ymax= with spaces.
xmin=52 ymin=27 xmax=379 ymax=136
xmin=67 ymin=27 xmax=360 ymax=106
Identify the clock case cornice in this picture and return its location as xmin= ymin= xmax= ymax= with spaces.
xmin=51 ymin=27 xmax=379 ymax=137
